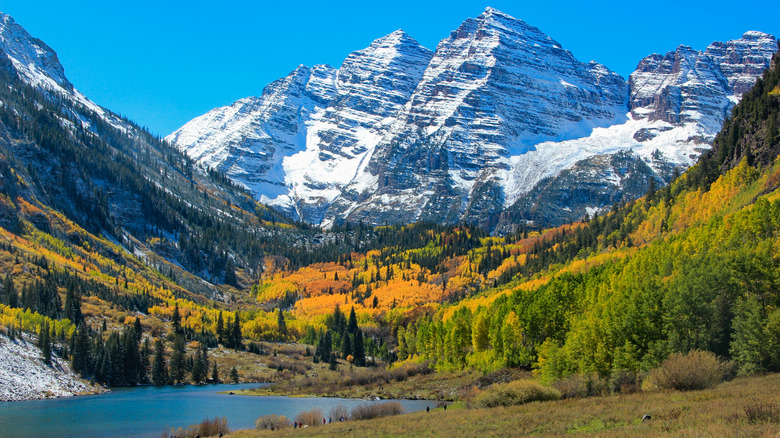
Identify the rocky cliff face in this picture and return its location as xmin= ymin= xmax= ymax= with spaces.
xmin=169 ymin=8 xmax=778 ymax=230
xmin=629 ymin=31 xmax=776 ymax=130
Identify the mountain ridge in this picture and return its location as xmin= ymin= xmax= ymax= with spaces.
xmin=169 ymin=7 xmax=777 ymax=230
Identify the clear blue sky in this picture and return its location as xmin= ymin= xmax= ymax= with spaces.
xmin=1 ymin=0 xmax=777 ymax=137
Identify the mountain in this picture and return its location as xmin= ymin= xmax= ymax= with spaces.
xmin=169 ymin=8 xmax=777 ymax=231
xmin=0 ymin=11 xmax=373 ymax=300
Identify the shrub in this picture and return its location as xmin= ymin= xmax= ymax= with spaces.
xmin=744 ymin=400 xmax=780 ymax=424
xmin=350 ymin=402 xmax=405 ymax=420
xmin=295 ymin=408 xmax=324 ymax=427
xmin=473 ymin=380 xmax=560 ymax=408
xmin=650 ymin=350 xmax=721 ymax=391
xmin=163 ymin=416 xmax=229 ymax=438
xmin=609 ymin=370 xmax=640 ymax=394
xmin=552 ymin=373 xmax=608 ymax=399
xmin=255 ymin=414 xmax=291 ymax=430
xmin=328 ymin=404 xmax=349 ymax=421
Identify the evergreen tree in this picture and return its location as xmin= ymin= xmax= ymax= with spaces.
xmin=340 ymin=327 xmax=352 ymax=359
xmin=353 ymin=329 xmax=366 ymax=367
xmin=216 ymin=311 xmax=224 ymax=345
xmin=63 ymin=283 xmax=83 ymax=325
xmin=328 ymin=352 xmax=338 ymax=370
xmin=211 ymin=361 xmax=219 ymax=383
xmin=277 ymin=307 xmax=287 ymax=337
xmin=140 ymin=337 xmax=151 ymax=384
xmin=133 ymin=317 xmax=143 ymax=342
xmin=171 ymin=303 xmax=182 ymax=335
xmin=2 ymin=274 xmax=17 ymax=307
xmin=71 ymin=322 xmax=92 ymax=376
xmin=347 ymin=306 xmax=358 ymax=335
xmin=152 ymin=337 xmax=169 ymax=386
xmin=224 ymin=258 xmax=237 ymax=286
xmin=169 ymin=335 xmax=186 ymax=384
xmin=230 ymin=366 xmax=239 ymax=383
xmin=232 ymin=312 xmax=242 ymax=350
xmin=39 ymin=320 xmax=52 ymax=366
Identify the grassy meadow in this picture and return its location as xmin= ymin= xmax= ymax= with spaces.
xmin=225 ymin=373 xmax=780 ymax=437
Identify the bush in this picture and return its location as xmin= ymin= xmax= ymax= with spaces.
xmin=350 ymin=402 xmax=404 ymax=420
xmin=328 ymin=404 xmax=349 ymax=421
xmin=609 ymin=370 xmax=640 ymax=394
xmin=256 ymin=414 xmax=291 ymax=430
xmin=163 ymin=416 xmax=229 ymax=438
xmin=552 ymin=373 xmax=608 ymax=399
xmin=650 ymin=350 xmax=721 ymax=391
xmin=473 ymin=380 xmax=560 ymax=408
xmin=295 ymin=408 xmax=324 ymax=427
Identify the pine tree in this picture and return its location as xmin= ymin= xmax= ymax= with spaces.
xmin=328 ymin=352 xmax=338 ymax=370
xmin=71 ymin=322 xmax=92 ymax=376
xmin=63 ymin=283 xmax=83 ymax=325
xmin=211 ymin=361 xmax=219 ymax=383
xmin=230 ymin=366 xmax=239 ymax=383
xmin=347 ymin=306 xmax=358 ymax=335
xmin=232 ymin=312 xmax=242 ymax=350
xmin=171 ymin=303 xmax=182 ymax=335
xmin=152 ymin=338 xmax=168 ymax=385
xmin=40 ymin=320 xmax=52 ymax=366
xmin=169 ymin=335 xmax=186 ymax=384
xmin=224 ymin=258 xmax=237 ymax=286
xmin=216 ymin=311 xmax=224 ymax=345
xmin=340 ymin=327 xmax=352 ymax=358
xmin=353 ymin=329 xmax=366 ymax=367
xmin=277 ymin=307 xmax=287 ymax=337
xmin=140 ymin=338 xmax=151 ymax=384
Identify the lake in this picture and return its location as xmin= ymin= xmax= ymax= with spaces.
xmin=0 ymin=384 xmax=433 ymax=437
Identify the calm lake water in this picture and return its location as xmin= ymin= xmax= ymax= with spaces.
xmin=0 ymin=384 xmax=433 ymax=437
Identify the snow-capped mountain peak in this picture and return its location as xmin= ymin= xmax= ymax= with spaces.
xmin=170 ymin=9 xmax=777 ymax=230
xmin=0 ymin=12 xmax=72 ymax=92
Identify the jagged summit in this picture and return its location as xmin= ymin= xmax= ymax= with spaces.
xmin=0 ymin=12 xmax=72 ymax=92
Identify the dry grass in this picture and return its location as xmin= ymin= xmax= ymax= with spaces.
xmin=225 ymin=373 xmax=780 ymax=438
xmin=744 ymin=399 xmax=780 ymax=424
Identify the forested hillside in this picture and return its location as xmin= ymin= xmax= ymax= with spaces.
xmin=243 ymin=51 xmax=780 ymax=381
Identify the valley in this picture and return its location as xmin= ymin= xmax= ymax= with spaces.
xmin=0 ymin=5 xmax=779 ymax=438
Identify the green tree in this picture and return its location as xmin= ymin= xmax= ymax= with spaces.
xmin=39 ymin=320 xmax=52 ymax=366
xmin=731 ymin=297 xmax=766 ymax=375
xmin=277 ymin=307 xmax=287 ymax=337
xmin=353 ymin=329 xmax=366 ymax=367
xmin=230 ymin=366 xmax=239 ymax=383
xmin=169 ymin=335 xmax=186 ymax=384
xmin=216 ymin=311 xmax=224 ymax=345
xmin=211 ymin=361 xmax=219 ymax=383
xmin=171 ymin=303 xmax=182 ymax=335
xmin=472 ymin=311 xmax=490 ymax=352
xmin=152 ymin=338 xmax=168 ymax=385
xmin=232 ymin=312 xmax=243 ymax=350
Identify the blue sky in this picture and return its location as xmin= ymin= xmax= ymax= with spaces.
xmin=1 ymin=0 xmax=777 ymax=136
